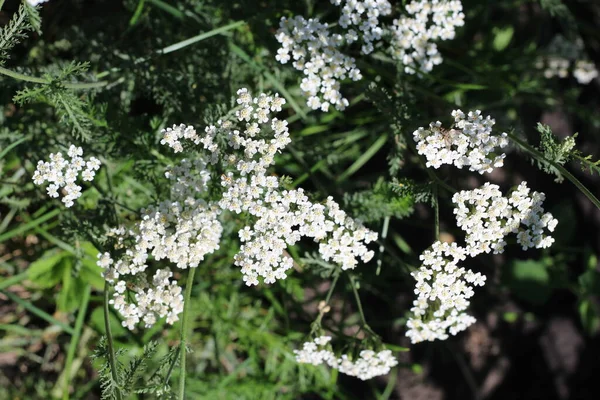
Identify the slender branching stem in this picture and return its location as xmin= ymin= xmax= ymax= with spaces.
xmin=103 ymin=282 xmax=123 ymax=400
xmin=507 ymin=131 xmax=600 ymax=210
xmin=347 ymin=273 xmax=376 ymax=336
xmin=433 ymin=185 xmax=440 ymax=241
xmin=178 ymin=267 xmax=197 ymax=400
xmin=0 ymin=66 xmax=108 ymax=89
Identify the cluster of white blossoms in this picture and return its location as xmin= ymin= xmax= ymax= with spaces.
xmin=101 ymin=88 xmax=377 ymax=329
xmin=407 ymin=182 xmax=558 ymax=343
xmin=406 ymin=241 xmax=486 ymax=343
xmin=389 ymin=1 xmax=464 ymax=74
xmin=98 ymin=158 xmax=223 ymax=329
xmin=536 ymin=57 xmax=598 ymax=85
xmin=32 ymin=145 xmax=101 ymax=207
xmin=332 ymin=0 xmax=392 ymax=54
xmin=407 ymin=105 xmax=558 ymax=343
xmin=573 ymin=60 xmax=599 ymax=85
xmin=453 ymin=182 xmax=558 ymax=256
xmin=275 ymin=1 xmax=466 ymax=111
xmin=413 ymin=109 xmax=508 ymax=174
xmin=275 ymin=16 xmax=362 ymax=111
xmin=294 ymin=336 xmax=398 ymax=380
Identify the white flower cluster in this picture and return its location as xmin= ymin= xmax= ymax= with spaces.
xmin=538 ymin=56 xmax=570 ymax=79
xmin=275 ymin=16 xmax=362 ymax=112
xmin=573 ymin=60 xmax=599 ymax=85
xmin=32 ymin=145 xmax=101 ymax=207
xmin=105 ymin=267 xmax=184 ymax=330
xmin=332 ymin=0 xmax=392 ymax=54
xmin=390 ymin=1 xmax=464 ymax=74
xmin=406 ymin=241 xmax=485 ymax=343
xmin=453 ymin=182 xmax=557 ymax=255
xmin=159 ymin=88 xmax=377 ymax=286
xmin=99 ymin=157 xmax=222 ymax=329
xmin=407 ymin=182 xmax=557 ymax=343
xmin=537 ymin=57 xmax=598 ymax=85
xmin=294 ymin=336 xmax=398 ymax=380
xmin=101 ymin=88 xmax=378 ymax=330
xmin=413 ymin=109 xmax=508 ymax=174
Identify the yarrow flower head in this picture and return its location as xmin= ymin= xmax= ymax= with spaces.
xmin=32 ymin=145 xmax=101 ymax=207
xmin=413 ymin=109 xmax=508 ymax=174
xmin=332 ymin=0 xmax=392 ymax=55
xmin=294 ymin=336 xmax=398 ymax=380
xmin=390 ymin=0 xmax=465 ymax=74
xmin=573 ymin=60 xmax=598 ymax=85
xmin=406 ymin=241 xmax=485 ymax=343
xmin=101 ymin=88 xmax=377 ymax=329
xmin=452 ymin=182 xmax=557 ymax=256
xmin=275 ymin=16 xmax=362 ymax=112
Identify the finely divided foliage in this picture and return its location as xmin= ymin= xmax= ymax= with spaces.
xmin=4 ymin=0 xmax=600 ymax=398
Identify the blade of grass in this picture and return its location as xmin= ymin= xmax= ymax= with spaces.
xmin=129 ymin=0 xmax=146 ymax=26
xmin=62 ymin=284 xmax=91 ymax=400
xmin=0 ymin=136 xmax=29 ymax=160
xmin=229 ymin=43 xmax=307 ymax=120
xmin=1 ymin=290 xmax=75 ymax=335
xmin=0 ymin=271 xmax=29 ymax=290
xmin=0 ymin=209 xmax=60 ymax=243
xmin=147 ymin=0 xmax=184 ymax=19
xmin=160 ymin=20 xmax=246 ymax=54
xmin=336 ymin=133 xmax=387 ymax=182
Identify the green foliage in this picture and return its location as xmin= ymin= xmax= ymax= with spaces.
xmin=344 ymin=178 xmax=414 ymax=223
xmin=0 ymin=2 xmax=36 ymax=64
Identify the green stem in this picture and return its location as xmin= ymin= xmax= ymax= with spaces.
xmin=324 ymin=273 xmax=340 ymax=305
xmin=347 ymin=273 xmax=376 ymax=336
xmin=0 ymin=66 xmax=108 ymax=89
xmin=507 ymin=131 xmax=600 ymax=210
xmin=178 ymin=267 xmax=197 ymax=400
xmin=103 ymin=282 xmax=123 ymax=400
xmin=433 ymin=185 xmax=440 ymax=241
xmin=63 ymin=284 xmax=91 ymax=400
xmin=375 ymin=216 xmax=390 ymax=276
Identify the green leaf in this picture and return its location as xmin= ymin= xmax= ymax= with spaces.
xmin=27 ymin=250 xmax=68 ymax=288
xmin=492 ymin=26 xmax=514 ymax=51
xmin=578 ymin=299 xmax=600 ymax=335
xmin=503 ymin=259 xmax=552 ymax=305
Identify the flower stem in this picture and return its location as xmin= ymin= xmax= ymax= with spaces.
xmin=507 ymin=131 xmax=600 ymax=210
xmin=433 ymin=185 xmax=440 ymax=241
xmin=103 ymin=282 xmax=123 ymax=400
xmin=178 ymin=267 xmax=197 ymax=400
xmin=0 ymin=66 xmax=108 ymax=89
xmin=347 ymin=273 xmax=376 ymax=336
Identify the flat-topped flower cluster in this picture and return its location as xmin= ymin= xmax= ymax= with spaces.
xmin=407 ymin=110 xmax=558 ymax=343
xmin=413 ymin=109 xmax=508 ymax=174
xmin=97 ymin=88 xmax=377 ymax=330
xmin=275 ymin=1 xmax=465 ymax=111
xmin=406 ymin=181 xmax=557 ymax=343
xmin=294 ymin=336 xmax=398 ymax=380
xmin=32 ymin=145 xmax=101 ymax=207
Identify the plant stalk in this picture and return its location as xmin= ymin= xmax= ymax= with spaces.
xmin=103 ymin=282 xmax=123 ymax=400
xmin=178 ymin=266 xmax=197 ymax=400
xmin=507 ymin=131 xmax=600 ymax=210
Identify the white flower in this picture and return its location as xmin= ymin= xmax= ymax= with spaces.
xmin=452 ymin=182 xmax=557 ymax=256
xmin=275 ymin=16 xmax=361 ymax=111
xmin=413 ymin=109 xmax=508 ymax=174
xmin=294 ymin=336 xmax=398 ymax=380
xmin=32 ymin=146 xmax=101 ymax=207
xmin=406 ymin=241 xmax=484 ymax=343
xmin=390 ymin=1 xmax=465 ymax=74
xmin=573 ymin=60 xmax=598 ymax=84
